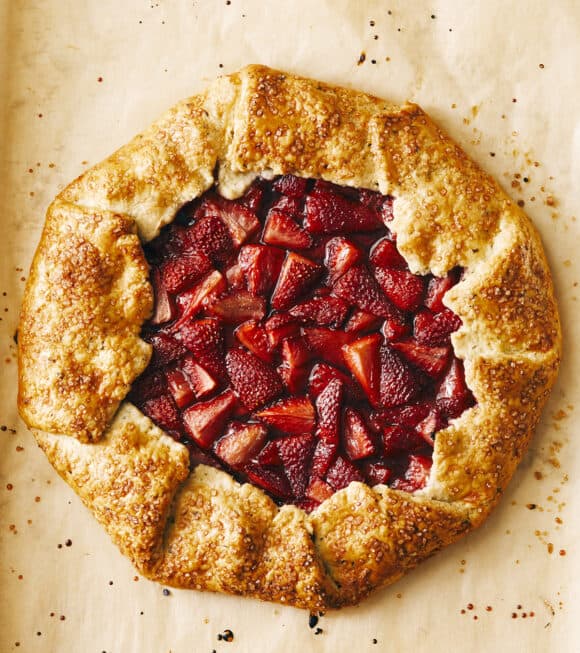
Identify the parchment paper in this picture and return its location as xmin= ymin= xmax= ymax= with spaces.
xmin=1 ymin=1 xmax=579 ymax=651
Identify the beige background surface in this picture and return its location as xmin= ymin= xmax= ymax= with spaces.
xmin=1 ymin=1 xmax=579 ymax=651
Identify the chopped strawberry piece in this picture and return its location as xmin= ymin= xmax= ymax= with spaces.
xmin=186 ymin=214 xmax=235 ymax=265
xmin=305 ymin=476 xmax=334 ymax=503
xmin=182 ymin=389 xmax=237 ymax=449
xmin=308 ymin=362 xmax=362 ymax=402
xmin=436 ymin=359 xmax=474 ymax=419
xmin=343 ymin=408 xmax=376 ymax=460
xmin=182 ymin=438 xmax=223 ymax=469
xmin=225 ymin=348 xmax=283 ymax=410
xmin=159 ymin=250 xmax=213 ymax=295
xmin=345 ymin=309 xmax=382 ymax=334
xmin=379 ymin=344 xmax=421 ymax=408
xmin=311 ymin=179 xmax=359 ymax=199
xmin=314 ymin=378 xmax=343 ymax=444
xmin=277 ymin=433 xmax=316 ymax=497
xmin=325 ymin=455 xmax=364 ymax=491
xmin=304 ymin=189 xmax=382 ymax=234
xmin=289 ymin=296 xmax=349 ymax=328
xmin=238 ymin=244 xmax=285 ymax=295
xmin=358 ymin=187 xmax=387 ymax=211
xmin=244 ymin=463 xmax=291 ymax=499
xmin=181 ymin=355 xmax=217 ymax=399
xmin=310 ymin=440 xmax=339 ymax=478
xmin=424 ymin=270 xmax=460 ymax=313
xmin=255 ymin=396 xmax=316 ymax=434
xmin=149 ymin=268 xmax=176 ymax=325
xmin=324 ymin=236 xmax=361 ymax=284
xmin=208 ymin=289 xmax=266 ymax=323
xmin=416 ymin=408 xmax=445 ymax=446
xmin=270 ymin=194 xmax=303 ymax=217
xmin=128 ymin=370 xmax=166 ymax=405
xmin=303 ymin=328 xmax=352 ymax=369
xmin=200 ymin=196 xmax=260 ymax=246
xmin=165 ymin=367 xmax=195 ymax=408
xmin=280 ymin=337 xmax=312 ymax=368
xmin=374 ymin=267 xmax=425 ymax=312
xmin=256 ymin=440 xmax=282 ymax=466
xmin=173 ymin=270 xmax=226 ymax=327
xmin=270 ymin=253 xmax=323 ymax=310
xmin=214 ymin=421 xmax=268 ymax=468
xmin=272 ymin=174 xmax=309 ymax=198
xmin=381 ymin=316 xmax=411 ymax=341
xmin=369 ymin=237 xmax=406 ymax=269
xmin=391 ymin=339 xmax=451 ymax=377
xmin=414 ymin=308 xmax=462 ymax=346
xmin=241 ymin=181 xmax=265 ymax=212
xmin=379 ymin=196 xmax=395 ymax=223
xmin=178 ymin=318 xmax=227 ymax=382
xmin=382 ymin=425 xmax=424 ymax=456
xmin=262 ymin=210 xmax=312 ymax=250
xmin=391 ymin=455 xmax=432 ymax=492
xmin=141 ymin=394 xmax=181 ymax=433
xmin=264 ymin=313 xmax=301 ymax=348
xmin=370 ymin=401 xmax=434 ymax=431
xmin=342 ymin=334 xmax=382 ymax=406
xmin=235 ymin=320 xmax=273 ymax=362
xmin=224 ymin=261 xmax=245 ymax=289
xmin=144 ymin=332 xmax=186 ymax=368
xmin=360 ymin=461 xmax=392 ymax=486
xmin=333 ymin=265 xmax=403 ymax=320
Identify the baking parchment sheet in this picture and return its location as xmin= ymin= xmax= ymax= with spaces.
xmin=1 ymin=1 xmax=579 ymax=651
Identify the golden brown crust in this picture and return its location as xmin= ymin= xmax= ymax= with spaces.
xmin=17 ymin=65 xmax=561 ymax=610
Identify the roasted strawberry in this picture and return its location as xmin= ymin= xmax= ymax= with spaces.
xmin=416 ymin=408 xmax=445 ymax=447
xmin=241 ymin=181 xmax=265 ymax=213
xmin=224 ymin=261 xmax=245 ymax=289
xmin=173 ymin=270 xmax=227 ymax=327
xmin=325 ymin=455 xmax=364 ymax=491
xmin=304 ymin=188 xmax=382 ymax=234
xmin=128 ymin=370 xmax=166 ymax=405
xmin=379 ymin=344 xmax=421 ymax=408
xmin=342 ymin=334 xmax=381 ymax=406
xmin=414 ymin=308 xmax=462 ymax=346
xmin=314 ymin=379 xmax=343 ymax=444
xmin=165 ymin=367 xmax=195 ymax=408
xmin=262 ymin=210 xmax=312 ymax=250
xmin=255 ymin=396 xmax=316 ymax=434
xmin=238 ymin=244 xmax=285 ymax=295
xmin=186 ymin=214 xmax=235 ymax=265
xmin=182 ymin=390 xmax=237 ymax=449
xmin=182 ymin=438 xmax=223 ymax=470
xmin=214 ymin=421 xmax=268 ymax=468
xmin=141 ymin=394 xmax=181 ymax=433
xmin=235 ymin=320 xmax=273 ymax=362
xmin=374 ymin=267 xmax=425 ymax=312
xmin=369 ymin=237 xmax=406 ymax=269
xmin=303 ymin=327 xmax=352 ymax=369
xmin=333 ymin=265 xmax=403 ymax=320
xmin=270 ymin=195 xmax=303 ymax=217
xmin=264 ymin=313 xmax=301 ymax=348
xmin=208 ymin=289 xmax=266 ymax=323
xmin=144 ymin=332 xmax=186 ymax=368
xmin=277 ymin=363 xmax=310 ymax=395
xmin=256 ymin=440 xmax=282 ymax=466
xmin=226 ymin=348 xmax=283 ymax=410
xmin=310 ymin=440 xmax=339 ymax=479
xmin=369 ymin=401 xmax=434 ymax=431
xmin=343 ymin=407 xmax=375 ymax=460
xmin=270 ymin=253 xmax=323 ymax=310
xmin=178 ymin=318 xmax=227 ymax=382
xmin=200 ymin=196 xmax=260 ymax=246
xmin=159 ymin=250 xmax=213 ymax=295
xmin=289 ymin=296 xmax=349 ymax=328
xmin=305 ymin=476 xmax=334 ymax=503
xmin=150 ymin=268 xmax=176 ymax=325
xmin=345 ymin=309 xmax=382 ymax=334
xmin=360 ymin=461 xmax=392 ymax=486
xmin=424 ymin=270 xmax=460 ymax=313
xmin=280 ymin=337 xmax=312 ymax=368
xmin=324 ymin=236 xmax=361 ymax=284
xmin=391 ymin=339 xmax=451 ymax=377
xmin=244 ymin=463 xmax=292 ymax=499
xmin=382 ymin=425 xmax=424 ymax=456
xmin=277 ymin=433 xmax=316 ymax=497
xmin=272 ymin=174 xmax=309 ymax=198
xmin=180 ymin=355 xmax=217 ymax=399
xmin=436 ymin=359 xmax=474 ymax=419
xmin=307 ymin=362 xmax=359 ymax=403
xmin=391 ymin=455 xmax=432 ymax=492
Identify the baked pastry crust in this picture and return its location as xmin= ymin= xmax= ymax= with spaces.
xmin=18 ymin=65 xmax=561 ymax=610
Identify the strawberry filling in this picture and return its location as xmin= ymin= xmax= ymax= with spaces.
xmin=130 ymin=176 xmax=475 ymax=509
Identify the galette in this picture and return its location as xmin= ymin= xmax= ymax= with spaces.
xmin=18 ymin=65 xmax=561 ymax=610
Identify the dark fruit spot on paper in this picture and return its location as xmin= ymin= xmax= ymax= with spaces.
xmin=218 ymin=629 xmax=234 ymax=642
xmin=163 ymin=588 xmax=171 ymax=595
xmin=314 ymin=628 xmax=323 ymax=635
xmin=358 ymin=52 xmax=366 ymax=65
xmin=65 ymin=539 xmax=72 ymax=546
xmin=308 ymin=614 xmax=319 ymax=628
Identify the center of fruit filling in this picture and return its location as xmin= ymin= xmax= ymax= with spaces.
xmin=130 ymin=175 xmax=475 ymax=510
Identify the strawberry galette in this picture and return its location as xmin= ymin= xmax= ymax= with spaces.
xmin=18 ymin=66 xmax=561 ymax=610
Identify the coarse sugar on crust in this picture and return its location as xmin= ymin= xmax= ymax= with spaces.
xmin=18 ymin=65 xmax=561 ymax=610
